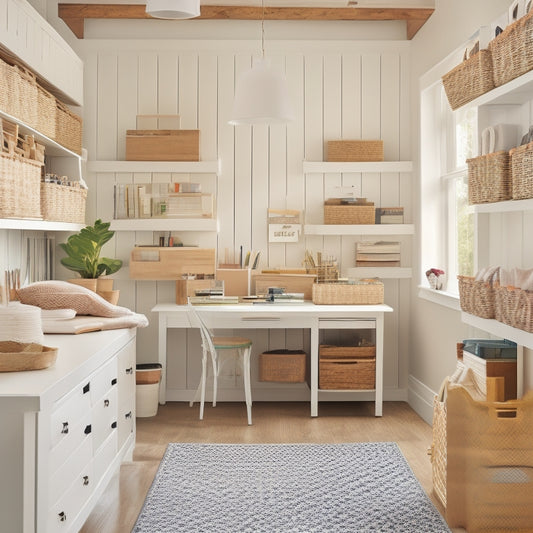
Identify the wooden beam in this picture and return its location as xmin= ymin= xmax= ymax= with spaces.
xmin=58 ymin=4 xmax=434 ymax=39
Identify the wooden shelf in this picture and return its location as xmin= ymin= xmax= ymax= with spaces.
xmin=346 ymin=267 xmax=412 ymax=279
xmin=461 ymin=312 xmax=533 ymax=350
xmin=0 ymin=219 xmax=85 ymax=231
xmin=473 ymin=198 xmax=533 ymax=213
xmin=303 ymin=161 xmax=413 ymax=173
xmin=110 ymin=218 xmax=218 ymax=232
xmin=88 ymin=160 xmax=220 ymax=174
xmin=304 ymin=224 xmax=414 ymax=236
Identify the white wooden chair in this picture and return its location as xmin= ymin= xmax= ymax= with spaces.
xmin=187 ymin=302 xmax=253 ymax=425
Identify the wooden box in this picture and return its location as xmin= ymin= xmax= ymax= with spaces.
xmin=252 ymin=273 xmax=317 ymax=300
xmin=327 ymin=140 xmax=384 ymax=162
xmin=175 ymin=279 xmax=220 ymax=305
xmin=125 ymin=130 xmax=199 ymax=161
xmin=129 ymin=247 xmax=215 ymax=280
xmin=259 ymin=350 xmax=307 ymax=383
xmin=216 ymin=269 xmax=251 ymax=297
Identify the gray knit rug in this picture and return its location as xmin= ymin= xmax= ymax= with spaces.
xmin=133 ymin=442 xmax=450 ymax=532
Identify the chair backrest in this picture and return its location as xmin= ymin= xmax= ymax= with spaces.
xmin=187 ymin=300 xmax=216 ymax=355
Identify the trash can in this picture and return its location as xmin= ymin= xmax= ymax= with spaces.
xmin=136 ymin=363 xmax=162 ymax=418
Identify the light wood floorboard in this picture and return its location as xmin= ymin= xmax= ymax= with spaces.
xmin=80 ymin=401 xmax=447 ymax=533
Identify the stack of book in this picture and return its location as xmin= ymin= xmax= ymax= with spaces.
xmin=356 ymin=241 xmax=401 ymax=267
xmin=375 ymin=207 xmax=404 ymax=224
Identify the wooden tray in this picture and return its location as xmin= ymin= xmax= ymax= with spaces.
xmin=0 ymin=342 xmax=57 ymax=372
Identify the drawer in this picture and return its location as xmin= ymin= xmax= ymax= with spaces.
xmin=94 ymin=430 xmax=118 ymax=485
xmin=49 ymin=434 xmax=92 ymax=507
xmin=117 ymin=340 xmax=136 ymax=404
xmin=117 ymin=395 xmax=135 ymax=451
xmin=47 ymin=459 xmax=93 ymax=533
xmin=92 ymin=386 xmax=118 ymax=452
xmin=203 ymin=313 xmax=311 ymax=329
xmin=90 ymin=356 xmax=118 ymax=405
xmin=50 ymin=381 xmax=91 ymax=449
xmin=49 ymin=410 xmax=92 ymax=474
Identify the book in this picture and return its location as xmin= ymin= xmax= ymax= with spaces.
xmin=356 ymin=253 xmax=401 ymax=262
xmin=356 ymin=261 xmax=401 ymax=267
xmin=356 ymin=241 xmax=401 ymax=254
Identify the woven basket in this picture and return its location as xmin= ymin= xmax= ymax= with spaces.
xmin=324 ymin=204 xmax=375 ymax=225
xmin=495 ymin=285 xmax=533 ymax=332
xmin=0 ymin=152 xmax=42 ymax=219
xmin=430 ymin=393 xmax=447 ymax=507
xmin=312 ymin=281 xmax=384 ymax=305
xmin=467 ymin=151 xmax=512 ymax=204
xmin=489 ymin=9 xmax=533 ymax=87
xmin=457 ymin=275 xmax=496 ymax=319
xmin=319 ymin=345 xmax=376 ymax=359
xmin=442 ymin=49 xmax=495 ymax=110
xmin=258 ymin=350 xmax=306 ymax=383
xmin=327 ymin=140 xmax=384 ymax=162
xmin=0 ymin=342 xmax=57 ymax=372
xmin=41 ymin=182 xmax=87 ymax=224
xmin=0 ymin=57 xmax=18 ymax=118
xmin=510 ymin=141 xmax=533 ymax=200
xmin=319 ymin=353 xmax=375 ymax=390
xmin=55 ymin=101 xmax=82 ymax=154
xmin=36 ymin=85 xmax=56 ymax=140
xmin=14 ymin=66 xmax=39 ymax=129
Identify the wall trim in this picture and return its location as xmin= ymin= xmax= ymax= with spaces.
xmin=407 ymin=374 xmax=436 ymax=425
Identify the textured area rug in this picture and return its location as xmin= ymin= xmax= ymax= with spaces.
xmin=133 ymin=442 xmax=450 ymax=533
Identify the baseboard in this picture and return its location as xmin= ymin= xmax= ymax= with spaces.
xmin=407 ymin=374 xmax=436 ymax=425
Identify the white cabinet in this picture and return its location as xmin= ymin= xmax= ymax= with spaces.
xmin=0 ymin=328 xmax=136 ymax=533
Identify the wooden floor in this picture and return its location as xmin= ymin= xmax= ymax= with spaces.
xmin=81 ymin=401 xmax=446 ymax=533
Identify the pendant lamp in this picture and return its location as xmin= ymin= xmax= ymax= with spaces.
xmin=146 ymin=0 xmax=200 ymax=19
xmin=229 ymin=1 xmax=293 ymax=125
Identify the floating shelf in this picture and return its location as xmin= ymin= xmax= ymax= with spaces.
xmin=473 ymin=198 xmax=533 ymax=214
xmin=88 ymin=160 xmax=220 ymax=174
xmin=346 ymin=267 xmax=412 ymax=279
xmin=0 ymin=219 xmax=85 ymax=231
xmin=304 ymin=224 xmax=415 ymax=236
xmin=110 ymin=218 xmax=218 ymax=232
xmin=461 ymin=312 xmax=533 ymax=350
xmin=303 ymin=161 xmax=413 ymax=173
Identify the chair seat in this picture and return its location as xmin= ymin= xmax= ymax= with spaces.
xmin=212 ymin=336 xmax=252 ymax=349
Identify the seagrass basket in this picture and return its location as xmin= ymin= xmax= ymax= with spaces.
xmin=40 ymin=182 xmax=87 ymax=224
xmin=442 ymin=49 xmax=495 ymax=110
xmin=312 ymin=281 xmax=384 ymax=305
xmin=510 ymin=141 xmax=533 ymax=200
xmin=36 ymin=85 xmax=56 ymax=140
xmin=324 ymin=204 xmax=375 ymax=225
xmin=0 ymin=57 xmax=18 ymax=118
xmin=327 ymin=140 xmax=384 ymax=162
xmin=55 ymin=101 xmax=82 ymax=155
xmin=259 ymin=350 xmax=306 ymax=383
xmin=319 ymin=345 xmax=375 ymax=389
xmin=489 ymin=9 xmax=533 ymax=87
xmin=495 ymin=285 xmax=533 ymax=332
xmin=457 ymin=275 xmax=496 ymax=319
xmin=15 ymin=66 xmax=39 ymax=129
xmin=467 ymin=151 xmax=511 ymax=204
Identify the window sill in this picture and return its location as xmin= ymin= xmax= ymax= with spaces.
xmin=417 ymin=286 xmax=461 ymax=311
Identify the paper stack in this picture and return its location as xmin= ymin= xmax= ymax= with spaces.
xmin=356 ymin=241 xmax=401 ymax=267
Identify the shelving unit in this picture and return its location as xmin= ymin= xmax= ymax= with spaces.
xmin=304 ymin=224 xmax=415 ymax=235
xmin=110 ymin=218 xmax=218 ymax=232
xmin=473 ymin=198 xmax=533 ymax=213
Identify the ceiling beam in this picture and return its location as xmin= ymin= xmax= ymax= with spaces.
xmin=58 ymin=3 xmax=434 ymax=39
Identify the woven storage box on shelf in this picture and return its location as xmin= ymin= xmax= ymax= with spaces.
xmin=495 ymin=286 xmax=533 ymax=332
xmin=319 ymin=345 xmax=376 ymax=390
xmin=510 ymin=141 xmax=533 ymax=200
xmin=258 ymin=350 xmax=306 ymax=383
xmin=55 ymin=101 xmax=82 ymax=155
xmin=457 ymin=276 xmax=496 ymax=319
xmin=0 ymin=153 xmax=42 ymax=219
xmin=0 ymin=57 xmax=18 ymax=118
xmin=327 ymin=140 xmax=384 ymax=162
xmin=312 ymin=281 xmax=384 ymax=305
xmin=489 ymin=10 xmax=533 ymax=87
xmin=40 ymin=183 xmax=87 ymax=224
xmin=36 ymin=85 xmax=56 ymax=140
xmin=467 ymin=151 xmax=511 ymax=204
xmin=324 ymin=203 xmax=375 ymax=225
xmin=442 ymin=50 xmax=494 ymax=110
xmin=14 ymin=66 xmax=39 ymax=129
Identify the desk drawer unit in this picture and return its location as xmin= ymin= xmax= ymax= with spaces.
xmin=92 ymin=386 xmax=118 ymax=452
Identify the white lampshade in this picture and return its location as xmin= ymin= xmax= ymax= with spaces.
xmin=229 ymin=58 xmax=294 ymax=125
xmin=146 ymin=0 xmax=200 ymax=19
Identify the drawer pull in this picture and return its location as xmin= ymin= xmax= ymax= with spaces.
xmin=104 ymin=399 xmax=110 ymax=407
xmin=84 ymin=424 xmax=92 ymax=435
xmin=126 ymin=367 xmax=133 ymax=375
xmin=83 ymin=382 xmax=90 ymax=394
xmin=61 ymin=422 xmax=69 ymax=434
xmin=111 ymin=377 xmax=118 ymax=386
xmin=125 ymin=411 xmax=132 ymax=419
xmin=83 ymin=475 xmax=89 ymax=486
xmin=58 ymin=511 xmax=67 ymax=522
xmin=111 ymin=421 xmax=117 ymax=429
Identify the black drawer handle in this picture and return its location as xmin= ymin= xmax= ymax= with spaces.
xmin=83 ymin=382 xmax=90 ymax=394
xmin=104 ymin=399 xmax=110 ymax=407
xmin=83 ymin=475 xmax=89 ymax=486
xmin=111 ymin=421 xmax=117 ymax=429
xmin=125 ymin=367 xmax=133 ymax=375
xmin=111 ymin=378 xmax=118 ymax=386
xmin=84 ymin=424 xmax=92 ymax=435
xmin=125 ymin=411 xmax=132 ymax=419
xmin=58 ymin=511 xmax=67 ymax=522
xmin=61 ymin=422 xmax=69 ymax=434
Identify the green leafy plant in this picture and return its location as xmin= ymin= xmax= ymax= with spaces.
xmin=60 ymin=219 xmax=122 ymax=279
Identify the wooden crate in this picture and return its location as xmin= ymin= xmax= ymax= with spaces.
xmin=319 ymin=345 xmax=376 ymax=389
xmin=252 ymin=273 xmax=316 ymax=300
xmin=327 ymin=140 xmax=384 ymax=162
xmin=175 ymin=279 xmax=219 ymax=304
xmin=259 ymin=350 xmax=307 ymax=383
xmin=126 ymin=130 xmax=199 ymax=161
xmin=216 ymin=268 xmax=251 ymax=297
xmin=129 ymin=247 xmax=215 ymax=280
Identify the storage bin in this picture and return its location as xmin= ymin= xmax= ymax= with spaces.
xmin=40 ymin=182 xmax=87 ymax=224
xmin=442 ymin=49 xmax=495 ymax=110
xmin=510 ymin=141 xmax=533 ymax=200
xmin=457 ymin=275 xmax=496 ymax=319
xmin=126 ymin=129 xmax=199 ymax=161
xmin=324 ymin=200 xmax=375 ymax=225
xmin=0 ymin=57 xmax=18 ymax=118
xmin=327 ymin=140 xmax=384 ymax=162
xmin=319 ymin=345 xmax=375 ymax=390
xmin=312 ymin=281 xmax=384 ymax=305
xmin=467 ymin=151 xmax=512 ymax=204
xmin=14 ymin=66 xmax=39 ymax=129
xmin=495 ymin=285 xmax=533 ymax=332
xmin=259 ymin=350 xmax=307 ymax=383
xmin=55 ymin=100 xmax=82 ymax=155
xmin=36 ymin=85 xmax=56 ymax=140
xmin=136 ymin=363 xmax=162 ymax=418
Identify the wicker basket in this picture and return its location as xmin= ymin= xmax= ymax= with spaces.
xmin=55 ymin=101 xmax=82 ymax=155
xmin=324 ymin=204 xmax=375 ymax=225
xmin=430 ymin=392 xmax=447 ymax=508
xmin=0 ymin=342 xmax=57 ymax=372
xmin=467 ymin=151 xmax=511 ymax=204
xmin=457 ymin=275 xmax=496 ymax=319
xmin=0 ymin=152 xmax=42 ymax=219
xmin=258 ymin=350 xmax=306 ymax=382
xmin=319 ymin=345 xmax=376 ymax=359
xmin=442 ymin=49 xmax=495 ymax=110
xmin=489 ymin=9 xmax=533 ymax=87
xmin=40 ymin=182 xmax=87 ymax=224
xmin=36 ymin=85 xmax=56 ymax=140
xmin=327 ymin=140 xmax=384 ymax=162
xmin=510 ymin=141 xmax=533 ymax=200
xmin=312 ymin=281 xmax=384 ymax=305
xmin=0 ymin=57 xmax=18 ymax=119
xmin=495 ymin=285 xmax=533 ymax=332
xmin=14 ymin=66 xmax=39 ymax=129
xmin=319 ymin=345 xmax=375 ymax=389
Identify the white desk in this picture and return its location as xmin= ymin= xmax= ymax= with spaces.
xmin=152 ymin=303 xmax=393 ymax=417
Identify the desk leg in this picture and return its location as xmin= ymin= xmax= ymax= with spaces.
xmin=375 ymin=313 xmax=384 ymax=417
xmin=311 ymin=321 xmax=319 ymax=417
xmin=158 ymin=314 xmax=167 ymax=405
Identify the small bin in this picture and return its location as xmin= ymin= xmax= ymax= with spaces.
xmin=136 ymin=363 xmax=162 ymax=418
xmin=259 ymin=350 xmax=307 ymax=382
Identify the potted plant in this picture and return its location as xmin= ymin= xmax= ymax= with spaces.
xmin=59 ymin=219 xmax=123 ymax=303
